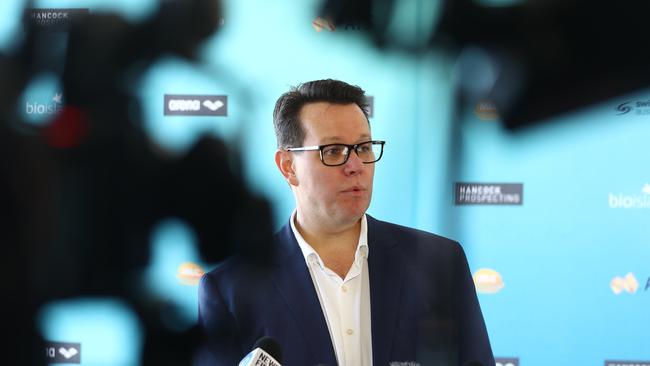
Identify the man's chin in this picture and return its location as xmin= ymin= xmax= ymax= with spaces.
xmin=339 ymin=204 xmax=369 ymax=222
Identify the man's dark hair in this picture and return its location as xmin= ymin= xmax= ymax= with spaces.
xmin=272 ymin=79 xmax=369 ymax=148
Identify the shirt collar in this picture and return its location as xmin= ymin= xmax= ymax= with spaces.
xmin=290 ymin=210 xmax=369 ymax=268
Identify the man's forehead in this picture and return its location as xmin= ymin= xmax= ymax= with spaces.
xmin=299 ymin=101 xmax=365 ymax=119
xmin=299 ymin=102 xmax=369 ymax=139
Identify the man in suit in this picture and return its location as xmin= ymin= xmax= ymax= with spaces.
xmin=198 ymin=79 xmax=494 ymax=366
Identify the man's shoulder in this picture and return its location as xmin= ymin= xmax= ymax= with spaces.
xmin=201 ymin=223 xmax=292 ymax=283
xmin=367 ymin=215 xmax=462 ymax=254
xmin=201 ymin=255 xmax=273 ymax=289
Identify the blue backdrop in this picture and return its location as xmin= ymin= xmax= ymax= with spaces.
xmin=5 ymin=0 xmax=649 ymax=365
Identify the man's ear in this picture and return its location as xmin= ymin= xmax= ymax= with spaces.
xmin=275 ymin=149 xmax=299 ymax=186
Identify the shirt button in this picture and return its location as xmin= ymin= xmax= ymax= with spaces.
xmin=346 ymin=329 xmax=353 ymax=335
xmin=341 ymin=285 xmax=348 ymax=292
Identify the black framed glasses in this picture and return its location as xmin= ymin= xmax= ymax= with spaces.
xmin=285 ymin=140 xmax=385 ymax=166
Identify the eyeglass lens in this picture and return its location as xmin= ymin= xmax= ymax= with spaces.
xmin=321 ymin=142 xmax=382 ymax=165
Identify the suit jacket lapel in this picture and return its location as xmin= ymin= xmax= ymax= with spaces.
xmin=270 ymin=223 xmax=337 ymax=365
xmin=367 ymin=215 xmax=403 ymax=366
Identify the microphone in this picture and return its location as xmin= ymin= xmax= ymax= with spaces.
xmin=238 ymin=336 xmax=283 ymax=366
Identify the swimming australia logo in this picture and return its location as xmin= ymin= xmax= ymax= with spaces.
xmin=608 ymin=184 xmax=650 ymax=209
xmin=164 ymin=94 xmax=228 ymax=116
xmin=44 ymin=341 xmax=81 ymax=364
xmin=615 ymin=99 xmax=650 ymax=115
xmin=455 ymin=183 xmax=523 ymax=205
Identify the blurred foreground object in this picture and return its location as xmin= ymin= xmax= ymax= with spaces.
xmin=321 ymin=0 xmax=650 ymax=128
xmin=1 ymin=0 xmax=274 ymax=364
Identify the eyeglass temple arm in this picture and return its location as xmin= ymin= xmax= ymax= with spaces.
xmin=285 ymin=146 xmax=320 ymax=151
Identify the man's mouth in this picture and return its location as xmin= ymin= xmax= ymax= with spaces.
xmin=342 ymin=186 xmax=365 ymax=193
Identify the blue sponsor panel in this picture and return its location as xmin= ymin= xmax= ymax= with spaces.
xmin=455 ymin=91 xmax=650 ymax=365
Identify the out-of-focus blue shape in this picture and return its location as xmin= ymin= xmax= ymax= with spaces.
xmin=136 ymin=57 xmax=238 ymax=154
xmin=383 ymin=0 xmax=441 ymax=50
xmin=0 ymin=0 xmax=27 ymax=51
xmin=453 ymin=46 xmax=499 ymax=101
xmin=144 ymin=218 xmax=203 ymax=329
xmin=37 ymin=298 xmax=143 ymax=366
xmin=17 ymin=72 xmax=63 ymax=126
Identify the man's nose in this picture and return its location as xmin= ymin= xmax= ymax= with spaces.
xmin=343 ymin=149 xmax=364 ymax=174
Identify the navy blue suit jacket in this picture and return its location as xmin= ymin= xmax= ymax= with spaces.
xmin=198 ymin=216 xmax=494 ymax=366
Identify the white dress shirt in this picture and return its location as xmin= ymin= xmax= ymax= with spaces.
xmin=290 ymin=210 xmax=373 ymax=366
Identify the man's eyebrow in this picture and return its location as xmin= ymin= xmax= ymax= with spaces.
xmin=320 ymin=134 xmax=371 ymax=144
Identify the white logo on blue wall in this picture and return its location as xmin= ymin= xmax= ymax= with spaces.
xmin=455 ymin=183 xmax=523 ymax=205
xmin=608 ymin=184 xmax=650 ymax=209
xmin=164 ymin=94 xmax=228 ymax=116
xmin=25 ymin=8 xmax=90 ymax=29
xmin=605 ymin=361 xmax=650 ymax=366
xmin=495 ymin=358 xmax=519 ymax=366
xmin=44 ymin=341 xmax=81 ymax=364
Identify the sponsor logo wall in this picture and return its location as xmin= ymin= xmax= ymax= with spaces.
xmin=11 ymin=2 xmax=650 ymax=366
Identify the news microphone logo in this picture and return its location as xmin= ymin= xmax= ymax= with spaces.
xmin=164 ymin=95 xmax=228 ymax=116
xmin=44 ymin=341 xmax=81 ymax=364
xmin=239 ymin=350 xmax=280 ymax=366
xmin=239 ymin=337 xmax=282 ymax=366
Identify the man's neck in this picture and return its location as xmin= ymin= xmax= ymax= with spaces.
xmin=294 ymin=211 xmax=361 ymax=255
